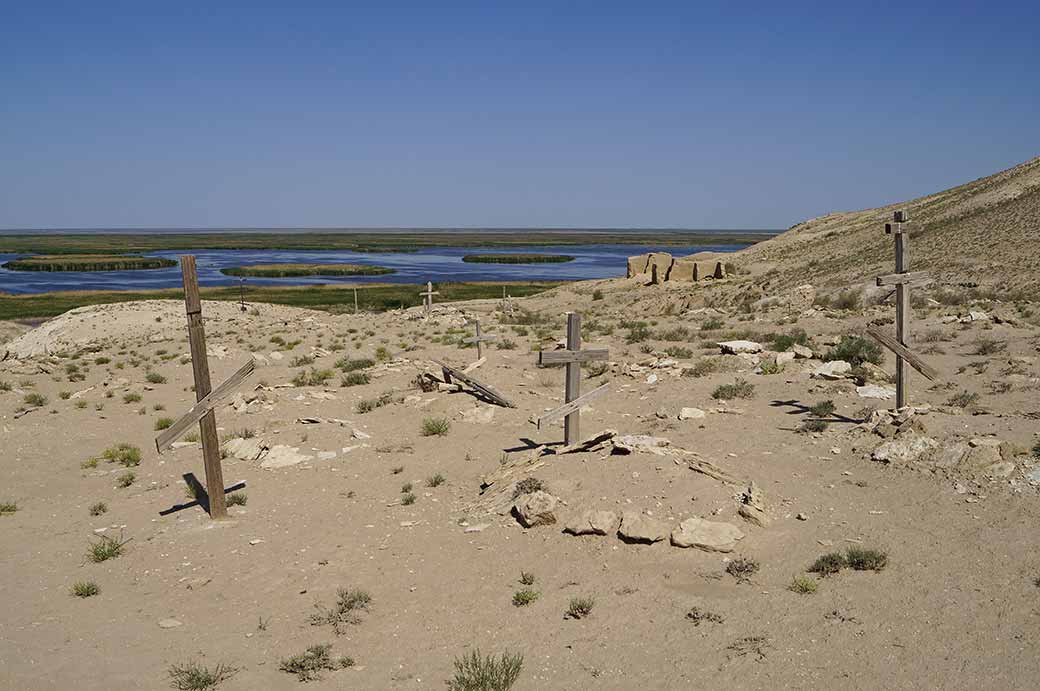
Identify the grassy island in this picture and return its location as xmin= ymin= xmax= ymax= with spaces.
xmin=2 ymin=254 xmax=177 ymax=272
xmin=461 ymin=254 xmax=575 ymax=264
xmin=221 ymin=263 xmax=395 ymax=278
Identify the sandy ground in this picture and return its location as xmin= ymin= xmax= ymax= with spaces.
xmin=2 ymin=280 xmax=1040 ymax=691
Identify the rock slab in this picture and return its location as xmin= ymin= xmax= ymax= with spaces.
xmin=671 ymin=517 xmax=745 ymax=552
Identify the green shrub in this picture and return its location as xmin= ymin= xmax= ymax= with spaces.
xmin=831 ymin=290 xmax=862 ymax=311
xmin=825 ymin=336 xmax=883 ymax=366
xmin=89 ymin=501 xmax=107 ymax=516
xmin=512 ymin=589 xmax=539 ymax=607
xmin=0 ymin=501 xmax=17 ymax=515
xmin=336 ymin=357 xmax=376 ymax=372
xmin=682 ymin=359 xmax=720 ymax=378
xmin=168 ymin=661 xmax=238 ymax=690
xmin=341 ymin=371 xmax=370 ymax=387
xmin=426 ymin=473 xmax=446 ymax=487
xmin=701 ymin=318 xmax=724 ymax=331
xmin=664 ymin=346 xmax=693 ymax=359
xmin=122 ymin=392 xmax=142 ymax=403
xmin=71 ymin=581 xmax=99 ymax=598
xmin=99 ymin=443 xmax=142 ymax=467
xmin=448 ymin=650 xmax=523 ymax=691
xmin=845 ymin=546 xmax=888 ymax=572
xmin=226 ymin=492 xmax=247 ymax=506
xmin=712 ymin=378 xmax=755 ymax=400
xmin=401 ymin=492 xmax=417 ymax=505
xmin=770 ymin=328 xmax=808 ymax=351
xmin=87 ymin=534 xmax=128 ymax=562
xmin=422 ymin=417 xmax=451 ymax=437
xmin=565 ymin=596 xmax=595 ymax=619
xmin=280 ymin=644 xmax=348 ymax=682
xmin=808 ymin=552 xmax=846 ymax=576
xmin=799 ymin=419 xmax=829 ymax=434
xmin=809 ymin=400 xmax=836 ymax=417
xmin=154 ymin=417 xmax=174 ymax=431
xmin=23 ymin=392 xmax=47 ymax=407
xmin=116 ymin=471 xmax=136 ymax=488
xmin=625 ymin=325 xmax=652 ymax=344
xmin=145 ymin=372 xmax=167 ymax=384
xmin=789 ymin=575 xmax=818 ymax=594
xmin=292 ymin=368 xmax=334 ymax=387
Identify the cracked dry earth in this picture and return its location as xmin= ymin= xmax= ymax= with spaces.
xmin=2 ymin=283 xmax=1040 ymax=691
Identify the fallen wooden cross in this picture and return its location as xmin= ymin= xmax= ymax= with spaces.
xmin=433 ymin=358 xmax=515 ymax=408
xmin=419 ymin=281 xmax=439 ymax=316
xmin=535 ymin=312 xmax=610 ymax=445
xmin=462 ymin=320 xmax=499 ymax=361
xmin=864 ymin=210 xmax=939 ymax=408
xmin=153 ymin=256 xmax=255 ymax=519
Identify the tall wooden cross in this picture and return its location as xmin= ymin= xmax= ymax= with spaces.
xmin=536 ymin=312 xmax=609 ymax=445
xmin=865 ymin=210 xmax=939 ymax=408
xmin=463 ymin=320 xmax=499 ymax=360
xmin=419 ymin=281 xmax=439 ymax=316
xmin=153 ymin=256 xmax=256 ymax=519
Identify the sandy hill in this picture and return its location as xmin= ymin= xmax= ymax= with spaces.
xmin=737 ymin=155 xmax=1040 ymax=295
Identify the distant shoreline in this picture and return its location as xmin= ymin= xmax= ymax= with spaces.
xmin=0 ymin=229 xmax=775 ymax=255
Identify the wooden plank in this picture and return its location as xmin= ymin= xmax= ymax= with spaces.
xmin=894 ymin=229 xmax=909 ymax=408
xmin=876 ymin=270 xmax=932 ymax=287
xmin=538 ymin=348 xmax=610 ymax=365
xmin=865 ymin=327 xmax=940 ymax=381
xmin=432 ymin=359 xmax=515 ymax=408
xmin=536 ymin=383 xmax=610 ymax=429
xmin=180 ymin=256 xmax=227 ymax=519
xmin=564 ymin=312 xmax=582 ymax=444
xmin=155 ymin=358 xmax=256 ymax=452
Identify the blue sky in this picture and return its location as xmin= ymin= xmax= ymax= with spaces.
xmin=1 ymin=1 xmax=1037 ymax=229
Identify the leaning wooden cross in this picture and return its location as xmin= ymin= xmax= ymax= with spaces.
xmin=419 ymin=281 xmax=439 ymax=316
xmin=865 ymin=210 xmax=939 ymax=408
xmin=463 ymin=320 xmax=499 ymax=360
xmin=153 ymin=256 xmax=256 ymax=519
xmin=536 ymin=312 xmax=609 ymax=445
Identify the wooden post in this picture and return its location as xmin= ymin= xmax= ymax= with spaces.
xmin=564 ymin=313 xmax=582 ymax=444
xmin=419 ymin=281 xmax=439 ymax=316
xmin=890 ymin=211 xmax=909 ymax=408
xmin=475 ymin=321 xmax=484 ymax=359
xmin=180 ymin=256 xmax=228 ymax=519
xmin=353 ymin=287 xmax=358 ymax=314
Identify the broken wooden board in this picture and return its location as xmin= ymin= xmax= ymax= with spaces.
xmin=155 ymin=358 xmax=256 ymax=453
xmin=535 ymin=383 xmax=610 ymax=429
xmin=548 ymin=428 xmax=617 ymax=455
xmin=686 ymin=457 xmax=740 ymax=485
xmin=432 ymin=359 xmax=515 ymax=408
xmin=865 ymin=327 xmax=940 ymax=381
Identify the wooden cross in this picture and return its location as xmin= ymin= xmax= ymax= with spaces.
xmin=536 ymin=312 xmax=609 ymax=445
xmin=866 ymin=210 xmax=939 ymax=408
xmin=153 ymin=256 xmax=256 ymax=519
xmin=463 ymin=320 xmax=499 ymax=360
xmin=419 ymin=281 xmax=439 ymax=316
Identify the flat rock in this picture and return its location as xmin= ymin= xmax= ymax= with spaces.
xmin=872 ymin=434 xmax=939 ymax=465
xmin=813 ymin=361 xmax=851 ymax=379
xmin=718 ymin=340 xmax=763 ymax=354
xmin=157 ymin=618 xmax=183 ymax=629
xmin=857 ymin=384 xmax=896 ymax=400
xmin=678 ymin=407 xmax=706 ymax=420
xmin=260 ymin=445 xmax=312 ymax=469
xmin=670 ymin=517 xmax=745 ymax=552
xmin=564 ymin=510 xmax=618 ymax=536
xmin=613 ymin=435 xmax=671 ymax=455
xmin=513 ymin=490 xmax=558 ymax=528
xmin=790 ymin=344 xmax=814 ymax=359
xmin=222 ymin=437 xmax=268 ymax=462
xmin=617 ymin=511 xmax=669 ymax=543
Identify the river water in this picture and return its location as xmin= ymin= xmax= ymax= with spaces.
xmin=0 ymin=243 xmax=743 ymax=294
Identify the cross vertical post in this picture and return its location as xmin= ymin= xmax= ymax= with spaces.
xmin=475 ymin=321 xmax=484 ymax=359
xmin=891 ymin=210 xmax=909 ymax=408
xmin=564 ymin=313 xmax=582 ymax=444
xmin=353 ymin=287 xmax=358 ymax=314
xmin=419 ymin=281 xmax=439 ymax=316
xmin=180 ymin=256 xmax=228 ymax=519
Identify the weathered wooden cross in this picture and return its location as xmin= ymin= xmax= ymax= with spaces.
xmin=419 ymin=281 xmax=439 ymax=316
xmin=463 ymin=320 xmax=499 ymax=360
xmin=536 ymin=312 xmax=610 ymax=445
xmin=865 ymin=210 xmax=940 ymax=408
xmin=153 ymin=256 xmax=256 ymax=519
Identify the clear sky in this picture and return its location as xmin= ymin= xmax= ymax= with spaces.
xmin=1 ymin=1 xmax=1037 ymax=230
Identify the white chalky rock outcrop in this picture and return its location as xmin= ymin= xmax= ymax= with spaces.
xmin=670 ymin=517 xmax=745 ymax=552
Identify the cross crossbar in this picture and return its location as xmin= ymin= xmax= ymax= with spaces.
xmin=155 ymin=358 xmax=256 ymax=452
xmin=536 ymin=383 xmax=610 ymax=429
xmin=865 ymin=327 xmax=940 ymax=381
xmin=538 ymin=348 xmax=609 ymax=365
xmin=876 ymin=270 xmax=931 ymax=288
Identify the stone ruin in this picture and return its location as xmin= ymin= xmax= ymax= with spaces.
xmin=626 ymin=251 xmax=728 ymax=283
